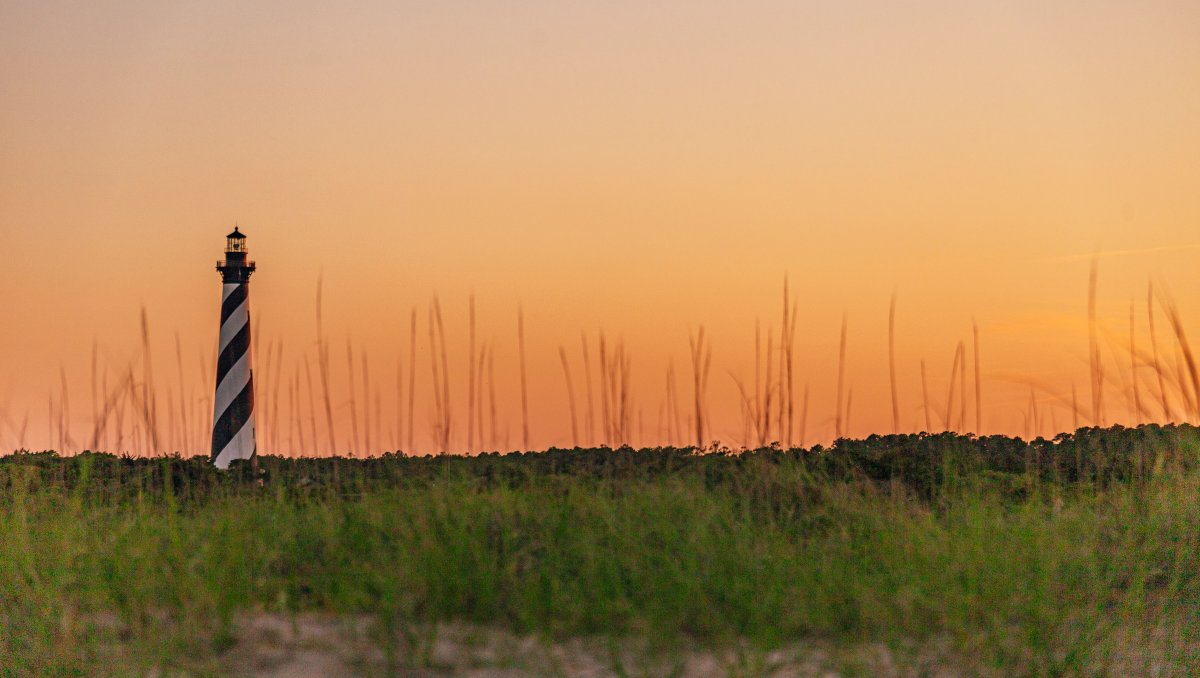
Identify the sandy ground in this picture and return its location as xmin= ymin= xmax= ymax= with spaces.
xmin=215 ymin=614 xmax=974 ymax=677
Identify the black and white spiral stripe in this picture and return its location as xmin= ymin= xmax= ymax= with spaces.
xmin=211 ymin=282 xmax=256 ymax=468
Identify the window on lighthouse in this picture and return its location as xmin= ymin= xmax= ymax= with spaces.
xmin=227 ymin=234 xmax=246 ymax=253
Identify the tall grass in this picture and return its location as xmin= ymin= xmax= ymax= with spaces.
xmin=973 ymin=321 xmax=982 ymax=432
xmin=12 ymin=266 xmax=1200 ymax=458
xmin=889 ymin=293 xmax=900 ymax=433
xmin=558 ymin=346 xmax=580 ymax=447
xmin=835 ymin=314 xmax=848 ymax=439
xmin=1148 ymin=282 xmax=1170 ymax=420
xmin=1089 ymin=259 xmax=1106 ymax=426
xmin=688 ymin=327 xmax=712 ymax=447
xmin=517 ymin=305 xmax=530 ymax=452
xmin=4 ymin=427 xmax=1200 ymax=674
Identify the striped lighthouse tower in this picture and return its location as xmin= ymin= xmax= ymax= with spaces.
xmin=212 ymin=226 xmax=257 ymax=469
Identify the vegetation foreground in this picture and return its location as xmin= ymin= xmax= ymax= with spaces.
xmin=3 ymin=426 xmax=1200 ymax=676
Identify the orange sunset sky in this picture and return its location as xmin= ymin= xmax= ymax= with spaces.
xmin=1 ymin=1 xmax=1199 ymax=454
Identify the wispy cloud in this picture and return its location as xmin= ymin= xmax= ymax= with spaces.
xmin=1036 ymin=245 xmax=1200 ymax=265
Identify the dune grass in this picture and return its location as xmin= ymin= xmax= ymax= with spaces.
xmin=3 ymin=427 xmax=1200 ymax=675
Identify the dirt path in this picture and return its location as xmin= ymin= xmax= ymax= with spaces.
xmin=217 ymin=614 xmax=971 ymax=677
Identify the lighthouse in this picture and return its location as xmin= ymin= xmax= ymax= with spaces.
xmin=212 ymin=227 xmax=257 ymax=469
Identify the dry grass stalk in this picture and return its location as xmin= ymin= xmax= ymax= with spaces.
xmin=123 ymin=365 xmax=135 ymax=452
xmin=1031 ymin=386 xmax=1040 ymax=437
xmin=467 ymin=294 xmax=476 ymax=452
xmin=921 ymin=359 xmax=932 ymax=432
xmin=958 ymin=341 xmax=967 ymax=432
xmin=1160 ymin=293 xmax=1200 ymax=421
xmin=845 ymin=387 xmax=854 ymax=438
xmin=487 ymin=342 xmax=498 ymax=450
xmin=889 ymin=293 xmax=900 ymax=433
xmin=784 ymin=297 xmax=798 ymax=447
xmin=395 ymin=357 xmax=403 ymax=451
xmin=835 ymin=314 xmax=847 ymax=438
xmin=302 ymin=355 xmax=319 ymax=455
xmin=58 ymin=365 xmax=72 ymax=452
xmin=598 ymin=339 xmax=631 ymax=444
xmin=1130 ymin=300 xmax=1142 ymax=425
xmin=475 ymin=342 xmax=488 ymax=449
xmin=17 ymin=410 xmax=28 ymax=450
xmin=1174 ymin=346 xmax=1195 ymax=419
xmin=174 ymin=333 xmax=189 ymax=453
xmin=437 ymin=298 xmax=453 ymax=450
xmin=427 ymin=306 xmax=442 ymax=452
xmin=973 ymin=322 xmax=982 ymax=433
xmin=559 ymin=346 xmax=579 ymax=447
xmin=656 ymin=402 xmax=665 ymax=445
xmin=581 ymin=332 xmax=595 ymax=444
xmin=671 ymin=361 xmax=684 ymax=446
xmin=1089 ymin=260 xmax=1105 ymax=426
xmin=518 ymin=305 xmax=530 ymax=451
xmin=665 ymin=363 xmax=677 ymax=445
xmin=374 ymin=387 xmax=382 ymax=456
xmin=261 ymin=338 xmax=272 ymax=452
xmin=252 ymin=315 xmax=263 ymax=452
xmin=197 ymin=351 xmax=208 ymax=450
xmin=316 ymin=278 xmax=338 ymax=453
xmin=754 ymin=320 xmax=761 ymax=438
xmin=1024 ymin=387 xmax=1035 ymax=439
xmin=1148 ymin=282 xmax=1171 ymax=420
xmin=619 ymin=344 xmax=632 ymax=444
xmin=599 ymin=333 xmax=610 ymax=443
xmin=287 ymin=371 xmax=296 ymax=453
xmin=407 ymin=308 xmax=417 ymax=453
xmin=90 ymin=341 xmax=99 ymax=450
xmin=799 ymin=383 xmax=809 ymax=448
xmin=346 ymin=340 xmax=360 ymax=454
xmin=361 ymin=351 xmax=371 ymax=454
xmin=762 ymin=328 xmax=775 ymax=446
xmin=730 ymin=372 xmax=755 ymax=447
xmin=293 ymin=367 xmax=306 ymax=454
xmin=1072 ymin=383 xmax=1080 ymax=431
xmin=139 ymin=306 xmax=160 ymax=453
xmin=427 ymin=298 xmax=452 ymax=453
xmin=688 ymin=327 xmax=712 ymax=448
xmin=945 ymin=342 xmax=963 ymax=431
xmin=274 ymin=341 xmax=286 ymax=453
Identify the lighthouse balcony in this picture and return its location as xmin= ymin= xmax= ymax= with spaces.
xmin=216 ymin=259 xmax=256 ymax=268
xmin=216 ymin=259 xmax=257 ymax=275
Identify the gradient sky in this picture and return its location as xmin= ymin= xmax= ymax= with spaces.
xmin=2 ymin=0 xmax=1199 ymax=453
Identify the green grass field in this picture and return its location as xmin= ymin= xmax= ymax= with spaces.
xmin=3 ymin=426 xmax=1200 ymax=675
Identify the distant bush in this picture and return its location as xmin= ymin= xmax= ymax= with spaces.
xmin=3 ymin=424 xmax=1196 ymax=505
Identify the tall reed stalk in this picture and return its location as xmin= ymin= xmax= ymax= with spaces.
xmin=518 ymin=306 xmax=530 ymax=451
xmin=346 ymin=340 xmax=359 ymax=454
xmin=559 ymin=347 xmax=579 ymax=447
xmin=581 ymin=332 xmax=595 ymax=445
xmin=973 ymin=322 xmax=982 ymax=433
xmin=316 ymin=278 xmax=338 ymax=453
xmin=688 ymin=327 xmax=712 ymax=448
xmin=835 ymin=315 xmax=847 ymax=438
xmin=1130 ymin=301 xmax=1142 ymax=425
xmin=407 ymin=308 xmax=417 ymax=452
xmin=889 ymin=294 xmax=900 ymax=433
xmin=921 ymin=359 xmax=932 ymax=432
xmin=1148 ymin=282 xmax=1171 ymax=421
xmin=1089 ymin=260 xmax=1105 ymax=426
xmin=467 ymin=294 xmax=476 ymax=452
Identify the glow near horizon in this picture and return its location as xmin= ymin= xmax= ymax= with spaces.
xmin=1 ymin=0 xmax=1198 ymax=452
